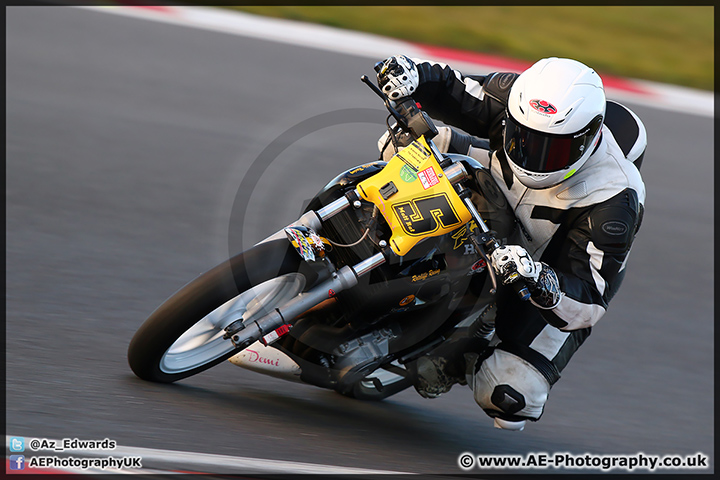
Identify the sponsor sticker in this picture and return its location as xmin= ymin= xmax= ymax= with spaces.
xmin=467 ymin=258 xmax=487 ymax=276
xmin=348 ymin=165 xmax=368 ymax=175
xmin=307 ymin=230 xmax=326 ymax=255
xmin=399 ymin=295 xmax=415 ymax=306
xmin=244 ymin=349 xmax=281 ymax=367
xmin=451 ymin=221 xmax=477 ymax=249
xmin=261 ymin=324 xmax=291 ymax=346
xmin=412 ymin=268 xmax=441 ymax=282
xmin=418 ymin=166 xmax=440 ymax=190
xmin=396 ymin=140 xmax=431 ymax=171
xmin=285 ymin=227 xmax=315 ymax=261
xmin=399 ymin=164 xmax=418 ymax=183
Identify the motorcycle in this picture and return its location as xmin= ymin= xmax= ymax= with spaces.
xmin=128 ymin=73 xmax=527 ymax=401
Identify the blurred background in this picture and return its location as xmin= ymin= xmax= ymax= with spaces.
xmin=6 ymin=2 xmax=714 ymax=475
xmin=211 ymin=4 xmax=713 ymax=91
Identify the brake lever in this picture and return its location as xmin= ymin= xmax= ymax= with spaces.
xmin=361 ymin=75 xmax=409 ymax=132
xmin=459 ymin=187 xmax=531 ymax=301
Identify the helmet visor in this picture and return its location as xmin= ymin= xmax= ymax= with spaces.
xmin=504 ymin=113 xmax=603 ymax=173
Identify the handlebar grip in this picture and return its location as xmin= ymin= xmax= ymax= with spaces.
xmin=394 ymin=96 xmax=417 ymax=111
xmin=512 ymin=278 xmax=531 ymax=301
xmin=504 ymin=269 xmax=531 ymax=301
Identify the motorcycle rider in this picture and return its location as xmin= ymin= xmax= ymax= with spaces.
xmin=375 ymin=55 xmax=646 ymax=430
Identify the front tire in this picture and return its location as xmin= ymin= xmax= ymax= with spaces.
xmin=128 ymin=240 xmax=314 ymax=383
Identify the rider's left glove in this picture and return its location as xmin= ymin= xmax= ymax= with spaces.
xmin=491 ymin=245 xmax=563 ymax=310
xmin=376 ymin=55 xmax=419 ymax=101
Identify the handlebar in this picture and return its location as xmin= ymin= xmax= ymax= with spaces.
xmin=513 ymin=280 xmax=532 ymax=301
xmin=361 ymin=75 xmax=438 ymax=141
xmin=362 ymin=73 xmax=530 ymax=302
xmin=361 ymin=75 xmax=408 ymax=131
xmin=504 ymin=268 xmax=531 ymax=301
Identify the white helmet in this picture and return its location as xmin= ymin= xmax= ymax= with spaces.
xmin=503 ymin=57 xmax=606 ymax=189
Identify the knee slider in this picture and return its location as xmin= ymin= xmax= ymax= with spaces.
xmin=472 ymin=348 xmax=550 ymax=421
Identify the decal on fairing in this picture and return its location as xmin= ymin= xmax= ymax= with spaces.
xmin=357 ymin=135 xmax=472 ymax=256
xmin=411 ymin=269 xmax=441 ymax=282
xmin=392 ymin=193 xmax=461 ymax=236
xmin=466 ymin=258 xmax=487 ymax=276
xmin=399 ymin=164 xmax=418 ymax=183
xmin=285 ymin=226 xmax=328 ymax=262
xmin=451 ymin=221 xmax=478 ymax=250
xmin=229 ymin=341 xmax=302 ymax=381
xmin=399 ymin=295 xmax=415 ymax=306
xmin=396 ymin=139 xmax=432 ymax=171
xmin=418 ymin=166 xmax=440 ymax=190
xmin=348 ymin=165 xmax=369 ymax=175
xmin=307 ymin=230 xmax=326 ymax=253
xmin=285 ymin=227 xmax=315 ymax=261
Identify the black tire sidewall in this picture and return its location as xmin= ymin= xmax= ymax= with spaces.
xmin=128 ymin=240 xmax=312 ymax=383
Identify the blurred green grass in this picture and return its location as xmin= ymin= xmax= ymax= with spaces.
xmin=222 ymin=6 xmax=713 ymax=91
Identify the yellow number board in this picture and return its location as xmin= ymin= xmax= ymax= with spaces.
xmin=357 ymin=136 xmax=472 ymax=256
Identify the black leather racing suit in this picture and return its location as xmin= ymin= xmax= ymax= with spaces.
xmin=408 ymin=60 xmax=647 ymax=422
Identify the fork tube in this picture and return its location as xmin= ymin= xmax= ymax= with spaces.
xmin=352 ymin=252 xmax=386 ymax=277
xmin=462 ymin=196 xmax=500 ymax=295
xmin=317 ymin=194 xmax=353 ymax=221
xmin=463 ymin=197 xmax=492 ymax=236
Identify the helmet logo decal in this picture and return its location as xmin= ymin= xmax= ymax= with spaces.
xmin=529 ymin=99 xmax=557 ymax=115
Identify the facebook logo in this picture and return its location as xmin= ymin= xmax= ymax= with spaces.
xmin=9 ymin=436 xmax=25 ymax=452
xmin=9 ymin=455 xmax=25 ymax=470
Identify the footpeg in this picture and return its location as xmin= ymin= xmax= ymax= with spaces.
xmin=371 ymin=377 xmax=384 ymax=392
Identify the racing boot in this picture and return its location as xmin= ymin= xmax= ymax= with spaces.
xmin=411 ymin=336 xmax=488 ymax=398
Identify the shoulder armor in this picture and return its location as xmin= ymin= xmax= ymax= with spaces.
xmin=588 ymin=189 xmax=642 ymax=254
xmin=483 ymin=72 xmax=519 ymax=104
xmin=604 ymin=101 xmax=647 ymax=170
xmin=483 ymin=72 xmax=519 ymax=150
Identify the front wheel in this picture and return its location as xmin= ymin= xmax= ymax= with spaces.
xmin=128 ymin=240 xmax=314 ymax=383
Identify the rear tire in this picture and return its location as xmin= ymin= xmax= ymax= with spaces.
xmin=128 ymin=240 xmax=314 ymax=383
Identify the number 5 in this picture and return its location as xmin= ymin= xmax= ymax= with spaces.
xmin=393 ymin=193 xmax=461 ymax=236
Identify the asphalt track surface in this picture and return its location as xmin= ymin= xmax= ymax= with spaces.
xmin=6 ymin=6 xmax=714 ymax=475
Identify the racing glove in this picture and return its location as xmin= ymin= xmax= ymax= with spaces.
xmin=375 ymin=55 xmax=419 ymax=101
xmin=490 ymin=245 xmax=563 ymax=310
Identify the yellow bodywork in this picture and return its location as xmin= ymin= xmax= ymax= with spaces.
xmin=357 ymin=136 xmax=472 ymax=256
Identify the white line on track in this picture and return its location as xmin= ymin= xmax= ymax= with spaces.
xmin=7 ymin=435 xmax=411 ymax=475
xmin=74 ymin=4 xmax=713 ymax=118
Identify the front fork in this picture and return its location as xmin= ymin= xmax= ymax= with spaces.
xmin=223 ymin=191 xmax=388 ymax=348
xmin=223 ymin=165 xmax=523 ymax=350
